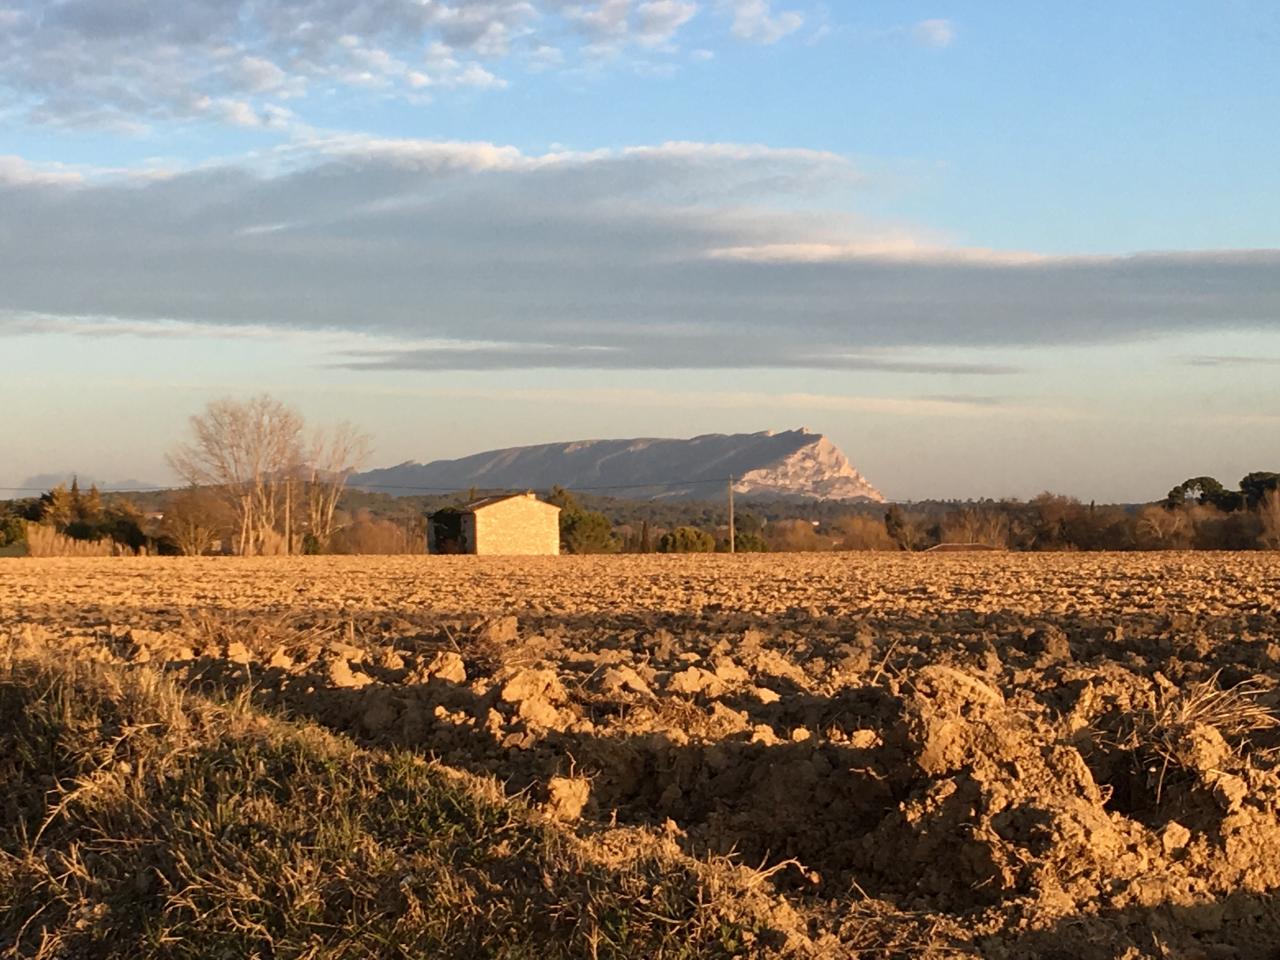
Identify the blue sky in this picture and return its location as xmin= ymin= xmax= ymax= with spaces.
xmin=2 ymin=0 xmax=1278 ymax=500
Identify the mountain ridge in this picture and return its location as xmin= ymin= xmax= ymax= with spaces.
xmin=352 ymin=429 xmax=884 ymax=502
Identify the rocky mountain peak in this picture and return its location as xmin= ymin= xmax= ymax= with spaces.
xmin=352 ymin=428 xmax=883 ymax=501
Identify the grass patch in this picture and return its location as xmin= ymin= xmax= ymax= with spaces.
xmin=0 ymin=654 xmax=795 ymax=959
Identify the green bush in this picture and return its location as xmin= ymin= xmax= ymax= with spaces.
xmin=561 ymin=509 xmax=619 ymax=554
xmin=0 ymin=514 xmax=25 ymax=548
xmin=732 ymin=532 xmax=769 ymax=553
xmin=658 ymin=526 xmax=715 ymax=553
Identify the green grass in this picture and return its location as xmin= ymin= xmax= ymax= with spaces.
xmin=0 ymin=655 xmax=789 ymax=959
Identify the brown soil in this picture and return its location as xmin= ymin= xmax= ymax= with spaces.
xmin=3 ymin=553 xmax=1279 ymax=958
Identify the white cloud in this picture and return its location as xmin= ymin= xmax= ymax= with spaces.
xmin=619 ymin=140 xmax=845 ymax=165
xmin=527 ymin=44 xmax=566 ymax=71
xmin=805 ymin=24 xmax=832 ymax=46
xmin=0 ymin=309 xmax=599 ymax=355
xmin=453 ymin=63 xmax=508 ymax=90
xmin=235 ymin=55 xmax=289 ymax=93
xmin=190 ymin=95 xmax=299 ymax=130
xmin=0 ymin=155 xmax=85 ymax=186
xmin=305 ymin=135 xmax=530 ymax=172
xmin=0 ymin=0 xmax=709 ymax=129
xmin=721 ymin=0 xmax=804 ymax=44
xmin=912 ymin=18 xmax=955 ymax=48
xmin=224 ymin=100 xmax=263 ymax=127
xmin=560 ymin=0 xmax=633 ymax=40
xmin=635 ymin=1 xmax=699 ymax=48
xmin=419 ymin=41 xmax=508 ymax=89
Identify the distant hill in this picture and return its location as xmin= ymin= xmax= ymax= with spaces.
xmin=17 ymin=473 xmax=164 ymax=494
xmin=351 ymin=428 xmax=884 ymax=502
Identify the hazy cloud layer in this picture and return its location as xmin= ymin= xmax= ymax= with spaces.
xmin=2 ymin=139 xmax=1278 ymax=371
xmin=337 ymin=346 xmax=1024 ymax=373
xmin=1184 ymin=355 xmax=1280 ymax=368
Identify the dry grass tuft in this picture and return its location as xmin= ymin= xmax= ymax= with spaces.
xmin=182 ymin=609 xmax=351 ymax=659
xmin=1150 ymin=671 xmax=1280 ymax=747
xmin=1092 ymin=670 xmax=1280 ymax=807
xmin=22 ymin=524 xmax=116 ymax=558
xmin=0 ymin=651 xmax=800 ymax=959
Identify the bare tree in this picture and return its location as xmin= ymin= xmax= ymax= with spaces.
xmin=942 ymin=506 xmax=1009 ymax=548
xmin=831 ymin=514 xmax=897 ymax=551
xmin=1136 ymin=504 xmax=1190 ymax=548
xmin=163 ymin=486 xmax=229 ymax=556
xmin=302 ymin=421 xmax=372 ymax=551
xmin=1260 ymin=490 xmax=1280 ymax=550
xmin=168 ymin=395 xmax=304 ymax=555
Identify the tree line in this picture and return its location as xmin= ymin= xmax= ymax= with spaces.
xmin=0 ymin=478 xmax=152 ymax=556
xmin=543 ymin=473 xmax=1280 ymax=554
xmin=543 ymin=486 xmax=767 ymax=554
xmin=877 ymin=474 xmax=1280 ymax=552
xmin=2 ymin=397 xmax=1277 ymax=555
xmin=6 ymin=478 xmax=1278 ymax=555
xmin=456 ymin=477 xmax=1279 ymax=554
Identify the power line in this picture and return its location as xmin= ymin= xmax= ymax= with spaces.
xmin=0 ymin=485 xmax=170 ymax=493
xmin=1 ymin=476 xmax=736 ymax=496
xmin=357 ymin=476 xmax=732 ymax=494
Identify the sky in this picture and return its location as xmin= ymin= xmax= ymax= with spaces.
xmin=2 ymin=0 xmax=1278 ymax=502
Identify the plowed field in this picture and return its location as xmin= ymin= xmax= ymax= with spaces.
xmin=4 ymin=554 xmax=1279 ymax=958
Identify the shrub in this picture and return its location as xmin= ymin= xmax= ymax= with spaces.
xmin=732 ymin=532 xmax=769 ymax=553
xmin=658 ymin=526 xmax=715 ymax=553
xmin=561 ymin=509 xmax=619 ymax=554
xmin=831 ymin=515 xmax=896 ymax=551
xmin=764 ymin=519 xmax=833 ymax=552
xmin=0 ymin=514 xmax=25 ymax=548
xmin=331 ymin=517 xmax=420 ymax=554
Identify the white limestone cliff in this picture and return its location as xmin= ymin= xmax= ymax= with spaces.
xmin=352 ymin=428 xmax=883 ymax=501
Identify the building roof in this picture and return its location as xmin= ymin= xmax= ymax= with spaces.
xmin=430 ymin=491 xmax=561 ymax=516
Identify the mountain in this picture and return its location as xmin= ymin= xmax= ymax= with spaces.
xmin=352 ymin=428 xmax=884 ymax=502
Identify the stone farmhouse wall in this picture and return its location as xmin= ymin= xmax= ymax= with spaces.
xmin=472 ymin=495 xmax=561 ymax=556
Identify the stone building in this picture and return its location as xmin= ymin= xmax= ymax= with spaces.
xmin=427 ymin=492 xmax=561 ymax=556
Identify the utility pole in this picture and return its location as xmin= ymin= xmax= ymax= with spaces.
xmin=284 ymin=475 xmax=293 ymax=556
xmin=728 ymin=475 xmax=736 ymax=554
